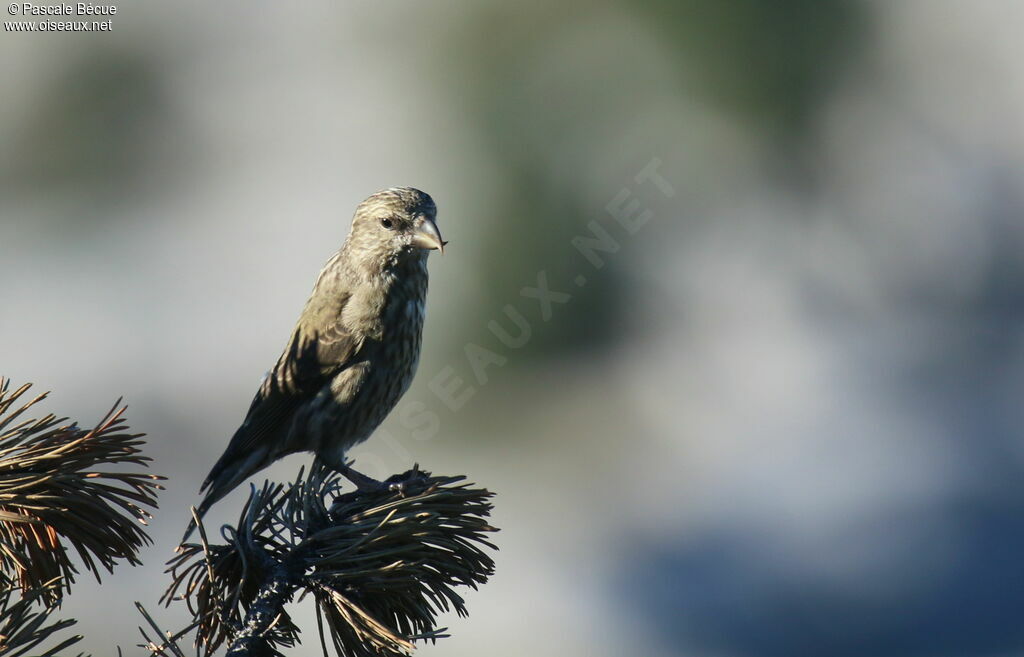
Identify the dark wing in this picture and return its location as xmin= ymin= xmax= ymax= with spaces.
xmin=200 ymin=294 xmax=358 ymax=492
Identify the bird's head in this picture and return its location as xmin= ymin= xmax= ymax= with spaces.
xmin=345 ymin=187 xmax=445 ymax=271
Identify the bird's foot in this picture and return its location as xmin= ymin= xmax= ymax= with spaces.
xmin=383 ymin=463 xmax=428 ymax=493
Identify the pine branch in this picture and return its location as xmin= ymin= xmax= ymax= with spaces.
xmin=0 ymin=377 xmax=163 ymax=656
xmin=0 ymin=378 xmax=165 ymax=604
xmin=163 ymin=465 xmax=498 ymax=657
xmin=0 ymin=579 xmax=83 ymax=657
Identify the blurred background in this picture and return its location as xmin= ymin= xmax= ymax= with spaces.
xmin=3 ymin=1 xmax=1024 ymax=655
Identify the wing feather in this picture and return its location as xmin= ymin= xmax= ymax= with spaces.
xmin=201 ymin=291 xmax=360 ymax=491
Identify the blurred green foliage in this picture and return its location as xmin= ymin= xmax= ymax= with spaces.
xmin=3 ymin=46 xmax=174 ymax=218
xmin=439 ymin=0 xmax=867 ymax=362
xmin=649 ymin=0 xmax=868 ymax=138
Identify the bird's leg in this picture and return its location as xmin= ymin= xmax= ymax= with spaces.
xmin=318 ymin=450 xmax=426 ymax=493
xmin=322 ymin=457 xmax=409 ymax=494
xmin=337 ymin=461 xmax=388 ymax=492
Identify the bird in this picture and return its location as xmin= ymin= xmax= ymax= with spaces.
xmin=182 ymin=187 xmax=445 ymax=543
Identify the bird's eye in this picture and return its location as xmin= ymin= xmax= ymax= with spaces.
xmin=380 ymin=217 xmax=395 ymax=229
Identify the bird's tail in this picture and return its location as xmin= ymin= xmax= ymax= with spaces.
xmin=180 ymin=443 xmax=272 ymax=545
